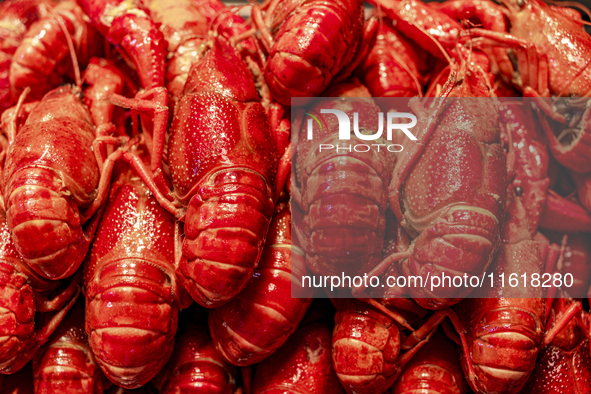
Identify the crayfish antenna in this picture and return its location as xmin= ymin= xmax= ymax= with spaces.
xmin=7 ymin=87 xmax=30 ymax=144
xmin=415 ymin=22 xmax=453 ymax=65
xmin=55 ymin=13 xmax=81 ymax=89
xmin=360 ymin=296 xmax=415 ymax=331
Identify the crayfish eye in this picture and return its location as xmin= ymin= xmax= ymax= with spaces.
xmin=198 ymin=41 xmax=213 ymax=56
xmin=516 ymin=0 xmax=525 ymax=7
xmin=514 ymin=186 xmax=524 ymax=196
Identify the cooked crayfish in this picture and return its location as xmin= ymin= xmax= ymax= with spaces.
xmin=0 ymin=208 xmax=80 ymax=374
xmin=84 ymin=143 xmax=191 ymax=388
xmin=253 ymin=319 xmax=343 ymax=394
xmin=378 ymin=47 xmax=507 ymax=309
xmin=118 ymin=36 xmax=283 ymax=308
xmin=522 ymin=294 xmax=591 ymax=394
xmin=249 ymin=0 xmax=373 ymax=105
xmin=153 ymin=306 xmax=238 ymax=394
xmin=0 ymin=59 xmax=123 ymax=280
xmin=209 ymin=195 xmax=311 ymax=366
xmin=293 ymin=78 xmax=395 ymax=279
xmin=9 ymin=0 xmax=104 ymax=102
xmin=33 ymin=299 xmax=104 ymax=393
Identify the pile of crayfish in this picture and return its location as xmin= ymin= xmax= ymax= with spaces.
xmin=0 ymin=0 xmax=591 ymax=392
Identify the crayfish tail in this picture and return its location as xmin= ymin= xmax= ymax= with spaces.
xmin=332 ymin=298 xmax=402 ymax=394
xmin=85 ymin=259 xmax=179 ymax=388
xmin=177 ymin=169 xmax=274 ymax=309
xmin=0 ymin=259 xmax=35 ymax=373
xmin=209 ymin=198 xmax=311 ymax=366
xmin=33 ymin=300 xmax=103 ymax=394
xmin=153 ymin=314 xmax=238 ymax=394
xmin=6 ymin=167 xmax=90 ymax=280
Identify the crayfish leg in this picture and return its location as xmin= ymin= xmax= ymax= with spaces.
xmin=406 ymin=308 xmax=478 ymax=387
xmin=34 ymin=270 xmax=82 ymax=313
xmin=461 ymin=28 xmax=545 ymax=94
xmin=250 ymin=4 xmax=275 ymax=52
xmin=109 ymin=87 xmax=169 ymax=174
xmin=8 ymin=276 xmax=81 ymax=373
xmin=542 ymin=300 xmax=584 ymax=346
